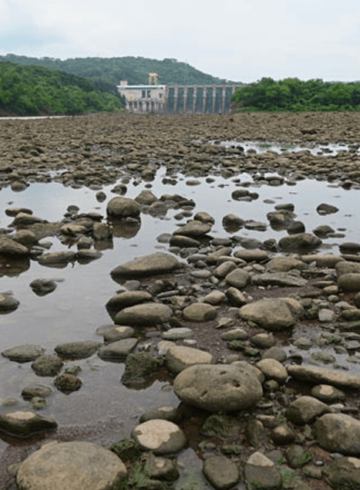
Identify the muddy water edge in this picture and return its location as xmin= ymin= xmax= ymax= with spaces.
xmin=1 ymin=112 xmax=360 ymax=489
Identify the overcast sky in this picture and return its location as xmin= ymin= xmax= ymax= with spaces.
xmin=0 ymin=0 xmax=359 ymax=83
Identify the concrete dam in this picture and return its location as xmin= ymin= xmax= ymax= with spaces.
xmin=117 ymin=73 xmax=241 ymax=114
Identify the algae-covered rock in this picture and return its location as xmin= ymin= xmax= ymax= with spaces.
xmin=121 ymin=353 xmax=160 ymax=387
xmin=201 ymin=414 xmax=242 ymax=440
xmin=110 ymin=438 xmax=142 ymax=463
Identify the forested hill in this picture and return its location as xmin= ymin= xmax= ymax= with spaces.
xmin=0 ymin=62 xmax=123 ymax=116
xmin=232 ymin=77 xmax=360 ymax=111
xmin=0 ymin=54 xmax=233 ymax=86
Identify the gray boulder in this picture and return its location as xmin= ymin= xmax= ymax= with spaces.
xmin=166 ymin=346 xmax=215 ymax=374
xmin=251 ymin=272 xmax=307 ymax=288
xmin=114 ymin=303 xmax=173 ymax=326
xmin=106 ymin=290 xmax=153 ymax=313
xmin=21 ymin=384 xmax=53 ymax=400
xmin=174 ymin=363 xmax=263 ymax=412
xmin=324 ymin=456 xmax=360 ymax=490
xmin=98 ymin=338 xmax=138 ymax=360
xmin=203 ymin=455 xmax=240 ymax=490
xmin=174 ymin=220 xmax=211 ymax=237
xmin=2 ymin=344 xmax=45 ymax=362
xmin=239 ymin=298 xmax=303 ymax=331
xmin=244 ymin=451 xmax=282 ymax=490
xmin=338 ymin=273 xmax=360 ymax=292
xmin=183 ymin=303 xmax=217 ymax=322
xmin=336 ymin=260 xmax=360 ymax=276
xmin=279 ymin=233 xmax=322 ymax=251
xmin=225 ymin=268 xmax=250 ymax=289
xmin=106 ymin=196 xmax=141 ymax=218
xmin=315 ymin=413 xmax=360 ymax=455
xmin=31 ymin=355 xmax=64 ymax=376
xmin=286 ymin=396 xmax=331 ymax=425
xmin=30 ymin=279 xmax=57 ymax=296
xmin=266 ymin=256 xmax=308 ymax=272
xmin=0 ymin=410 xmax=57 ymax=438
xmin=38 ymin=251 xmax=76 ymax=267
xmin=111 ymin=252 xmax=180 ymax=279
xmin=287 ymin=365 xmax=360 ymax=390
xmin=17 ymin=441 xmax=126 ymax=490
xmin=0 ymin=293 xmax=20 ymax=311
xmin=55 ymin=341 xmax=101 ymax=359
xmin=0 ymin=236 xmax=29 ymax=256
xmin=317 ymin=203 xmax=339 ymax=215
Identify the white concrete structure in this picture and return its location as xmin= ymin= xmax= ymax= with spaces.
xmin=117 ymin=80 xmax=166 ymax=113
xmin=117 ymin=74 xmax=241 ymax=114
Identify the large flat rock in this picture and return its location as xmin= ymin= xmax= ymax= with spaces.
xmin=111 ymin=252 xmax=180 ymax=279
xmin=287 ymin=365 xmax=360 ymax=389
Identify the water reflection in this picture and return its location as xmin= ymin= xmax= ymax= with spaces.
xmin=0 ymin=256 xmax=30 ymax=277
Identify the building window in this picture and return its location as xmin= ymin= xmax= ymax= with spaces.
xmin=147 ymin=90 xmax=151 ymax=98
xmin=142 ymin=90 xmax=146 ymax=98
xmin=159 ymin=93 xmax=162 ymax=99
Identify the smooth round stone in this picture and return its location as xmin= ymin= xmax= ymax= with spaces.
xmin=105 ymin=291 xmax=153 ymax=312
xmin=106 ymin=196 xmax=140 ymax=218
xmin=103 ymin=326 xmax=135 ymax=343
xmin=315 ymin=414 xmax=360 ymax=454
xmin=114 ymin=303 xmax=173 ymax=326
xmin=318 ymin=308 xmax=337 ymax=322
xmin=30 ymin=279 xmax=57 ymax=296
xmin=203 ymin=291 xmax=226 ymax=305
xmin=311 ymin=384 xmax=346 ymax=403
xmin=98 ymin=338 xmax=138 ymax=360
xmin=131 ymin=419 xmax=186 ymax=454
xmin=2 ymin=344 xmax=45 ymax=363
xmin=173 ymin=221 xmax=211 ymax=238
xmin=166 ymin=346 xmax=214 ymax=374
xmin=183 ymin=303 xmax=217 ymax=322
xmin=221 ymin=328 xmax=249 ymax=341
xmin=21 ymin=384 xmax=53 ymax=400
xmin=31 ymin=355 xmax=64 ymax=376
xmin=203 ymin=455 xmax=240 ymax=489
xmin=55 ymin=341 xmax=101 ymax=359
xmin=0 ymin=410 xmax=57 ymax=438
xmin=256 ymin=359 xmax=288 ymax=384
xmin=17 ymin=441 xmax=127 ymax=490
xmin=190 ymin=270 xmax=211 ymax=279
xmin=174 ymin=363 xmax=263 ymax=412
xmin=111 ymin=253 xmax=180 ymax=279
xmin=162 ymin=328 xmax=194 ymax=341
xmin=0 ymin=293 xmax=20 ymax=311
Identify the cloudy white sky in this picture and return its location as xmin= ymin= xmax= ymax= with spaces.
xmin=0 ymin=0 xmax=359 ymax=83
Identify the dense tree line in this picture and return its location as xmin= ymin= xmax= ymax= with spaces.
xmin=232 ymin=77 xmax=360 ymax=111
xmin=0 ymin=62 xmax=123 ymax=116
xmin=0 ymin=54 xmax=233 ymax=86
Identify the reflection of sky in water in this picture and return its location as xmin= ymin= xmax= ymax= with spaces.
xmin=0 ymin=169 xmax=359 ymax=351
xmin=215 ymin=140 xmax=357 ymax=156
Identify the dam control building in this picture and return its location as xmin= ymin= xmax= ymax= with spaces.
xmin=117 ymin=73 xmax=240 ymax=114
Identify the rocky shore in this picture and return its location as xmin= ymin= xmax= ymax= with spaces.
xmin=1 ymin=112 xmax=360 ymax=489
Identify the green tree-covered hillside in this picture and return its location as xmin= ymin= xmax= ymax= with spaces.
xmin=0 ymin=54 xmax=233 ymax=86
xmin=232 ymin=77 xmax=360 ymax=111
xmin=0 ymin=62 xmax=123 ymax=116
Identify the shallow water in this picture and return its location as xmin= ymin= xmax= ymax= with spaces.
xmin=214 ymin=140 xmax=359 ymax=155
xmin=1 ymin=157 xmax=360 ymax=482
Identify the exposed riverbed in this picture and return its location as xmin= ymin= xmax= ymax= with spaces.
xmin=2 ymin=113 xmax=360 ymax=489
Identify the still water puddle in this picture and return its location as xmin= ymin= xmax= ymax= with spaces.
xmin=213 ymin=140 xmax=359 ymax=155
xmin=0 ymin=162 xmax=360 ymax=473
